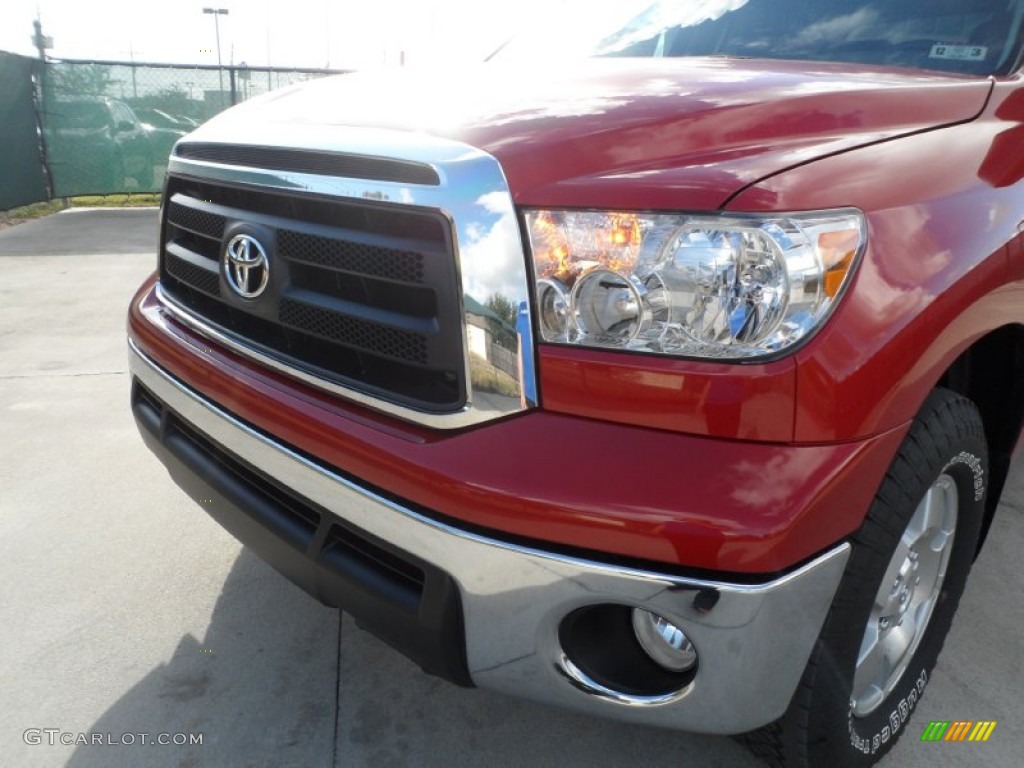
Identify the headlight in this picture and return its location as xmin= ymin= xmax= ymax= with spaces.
xmin=525 ymin=208 xmax=865 ymax=359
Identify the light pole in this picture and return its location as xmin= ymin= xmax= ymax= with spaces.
xmin=203 ymin=8 xmax=229 ymax=107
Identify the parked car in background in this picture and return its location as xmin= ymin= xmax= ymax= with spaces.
xmin=45 ymin=97 xmax=156 ymax=193
xmin=135 ymin=108 xmax=189 ymax=174
xmin=135 ymin=107 xmax=194 ymax=132
xmin=128 ymin=1 xmax=1024 ymax=766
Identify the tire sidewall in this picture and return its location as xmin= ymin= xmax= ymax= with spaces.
xmin=799 ymin=416 xmax=987 ymax=767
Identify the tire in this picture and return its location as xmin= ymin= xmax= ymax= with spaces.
xmin=744 ymin=388 xmax=988 ymax=767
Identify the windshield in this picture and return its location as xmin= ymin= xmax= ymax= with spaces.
xmin=52 ymin=101 xmax=109 ymax=130
xmin=496 ymin=0 xmax=1024 ymax=76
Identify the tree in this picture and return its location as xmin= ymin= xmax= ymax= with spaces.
xmin=485 ymin=293 xmax=517 ymax=350
xmin=45 ymin=64 xmax=114 ymax=99
xmin=485 ymin=293 xmax=517 ymax=328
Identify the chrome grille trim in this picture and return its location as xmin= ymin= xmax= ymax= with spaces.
xmin=174 ymin=141 xmax=442 ymax=185
xmin=161 ymin=127 xmax=537 ymax=429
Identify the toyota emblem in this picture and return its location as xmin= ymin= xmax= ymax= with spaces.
xmin=223 ymin=234 xmax=270 ymax=299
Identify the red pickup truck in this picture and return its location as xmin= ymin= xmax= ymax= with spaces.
xmin=128 ymin=2 xmax=1024 ymax=765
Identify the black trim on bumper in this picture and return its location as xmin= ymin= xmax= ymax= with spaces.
xmin=132 ymin=378 xmax=472 ymax=687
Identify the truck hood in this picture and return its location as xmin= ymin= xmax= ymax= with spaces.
xmin=192 ymin=58 xmax=992 ymax=210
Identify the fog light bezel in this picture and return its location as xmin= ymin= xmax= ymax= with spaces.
xmin=556 ymin=603 xmax=698 ymax=704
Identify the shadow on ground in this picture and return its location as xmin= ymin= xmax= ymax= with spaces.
xmin=65 ymin=550 xmax=338 ymax=768
xmin=335 ymin=614 xmax=758 ymax=768
xmin=63 ymin=544 xmax=759 ymax=768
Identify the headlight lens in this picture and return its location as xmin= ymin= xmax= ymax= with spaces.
xmin=525 ymin=208 xmax=865 ymax=359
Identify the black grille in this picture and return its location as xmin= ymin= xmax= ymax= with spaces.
xmin=167 ymin=201 xmax=226 ymax=239
xmin=165 ymin=250 xmax=220 ymax=297
xmin=278 ymin=229 xmax=425 ymax=284
xmin=159 ymin=175 xmax=465 ymax=412
xmin=174 ymin=142 xmax=441 ymax=186
xmin=280 ymin=298 xmax=429 ymax=364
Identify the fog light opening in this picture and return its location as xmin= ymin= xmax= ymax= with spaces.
xmin=557 ymin=604 xmax=697 ymax=701
xmin=631 ymin=608 xmax=698 ymax=673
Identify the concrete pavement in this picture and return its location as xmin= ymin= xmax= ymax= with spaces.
xmin=0 ymin=209 xmax=1020 ymax=767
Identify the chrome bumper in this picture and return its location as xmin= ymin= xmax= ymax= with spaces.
xmin=129 ymin=340 xmax=849 ymax=734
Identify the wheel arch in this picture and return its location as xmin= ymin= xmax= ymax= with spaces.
xmin=936 ymin=323 xmax=1024 ymax=553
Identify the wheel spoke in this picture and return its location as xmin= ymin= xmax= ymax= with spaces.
xmin=856 ymin=684 xmax=885 ymax=715
xmin=851 ymin=472 xmax=959 ymax=717
xmin=878 ymin=542 xmax=910 ymax=606
xmin=853 ymin=624 xmax=888 ymax=712
xmin=913 ymin=597 xmax=935 ymax=629
xmin=918 ymin=485 xmax=943 ymax=537
xmin=882 ymin=622 xmax=913 ymax=670
xmin=931 ymin=528 xmax=953 ymax=553
xmin=856 ymin=622 xmax=880 ymax=671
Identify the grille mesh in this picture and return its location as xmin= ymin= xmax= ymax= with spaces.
xmin=165 ymin=251 xmax=220 ymax=297
xmin=159 ymin=176 xmax=465 ymax=412
xmin=280 ymin=299 xmax=428 ymax=364
xmin=167 ymin=202 xmax=226 ymax=239
xmin=278 ymin=230 xmax=425 ymax=284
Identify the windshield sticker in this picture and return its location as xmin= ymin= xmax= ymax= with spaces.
xmin=930 ymin=44 xmax=987 ymax=61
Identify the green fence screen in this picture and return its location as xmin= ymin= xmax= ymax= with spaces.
xmin=38 ymin=59 xmax=346 ymax=198
xmin=0 ymin=52 xmax=48 ymax=210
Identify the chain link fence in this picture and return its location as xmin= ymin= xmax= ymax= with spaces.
xmin=0 ymin=53 xmax=347 ymax=208
xmin=41 ymin=59 xmax=348 ymax=197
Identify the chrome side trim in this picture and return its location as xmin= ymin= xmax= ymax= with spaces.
xmin=130 ymin=340 xmax=849 ymax=734
xmin=165 ymin=125 xmax=537 ymax=429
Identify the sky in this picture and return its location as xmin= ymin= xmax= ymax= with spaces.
xmin=0 ymin=0 xmax=558 ymax=69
